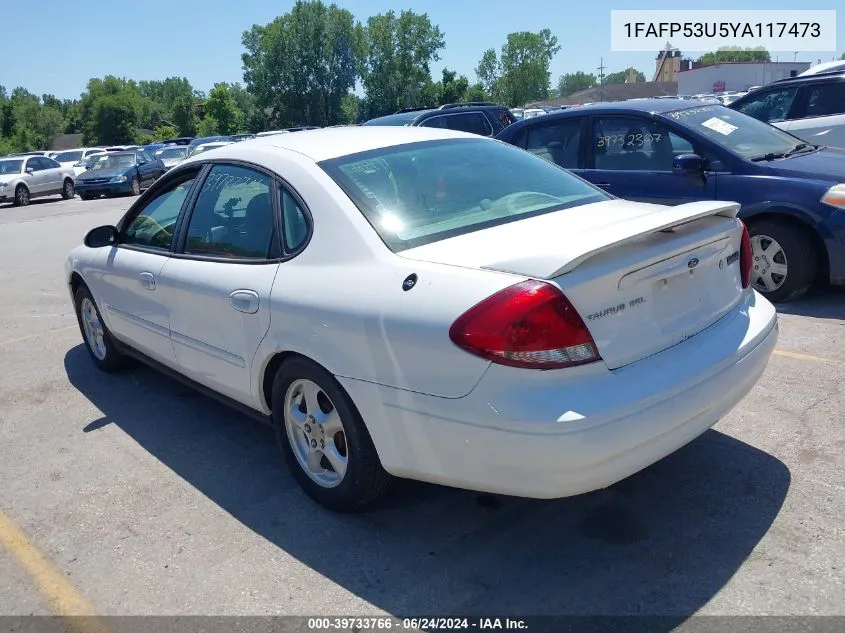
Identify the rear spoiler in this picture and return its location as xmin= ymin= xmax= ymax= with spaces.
xmin=486 ymin=201 xmax=741 ymax=279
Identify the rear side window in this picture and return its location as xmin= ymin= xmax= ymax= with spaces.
xmin=802 ymin=83 xmax=845 ymax=118
xmin=420 ymin=113 xmax=493 ymax=136
xmin=733 ymin=87 xmax=798 ymax=122
xmin=525 ymin=119 xmax=583 ymax=169
xmin=319 ymin=138 xmax=607 ymax=251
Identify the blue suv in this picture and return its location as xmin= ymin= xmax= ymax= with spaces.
xmin=495 ymin=100 xmax=845 ymax=302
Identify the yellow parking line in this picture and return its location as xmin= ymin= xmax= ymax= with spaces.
xmin=773 ymin=349 xmax=831 ymax=363
xmin=0 ymin=325 xmax=77 ymax=347
xmin=0 ymin=510 xmax=108 ymax=633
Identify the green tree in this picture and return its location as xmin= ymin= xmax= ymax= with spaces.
xmin=698 ymin=46 xmax=770 ymax=65
xmin=88 ymin=94 xmax=138 ymax=145
xmin=340 ymin=93 xmax=361 ymax=123
xmin=475 ymin=49 xmax=500 ymax=96
xmin=359 ymin=9 xmax=445 ymax=116
xmin=840 ymin=52 xmax=844 ymax=60
xmin=495 ymin=30 xmax=560 ymax=106
xmin=558 ymin=71 xmax=597 ymax=97
xmin=196 ymin=114 xmax=219 ymax=137
xmin=437 ymin=68 xmax=470 ymax=105
xmin=603 ymin=68 xmax=646 ymax=84
xmin=153 ymin=124 xmax=179 ymax=141
xmin=203 ymin=83 xmax=245 ymax=134
xmin=242 ymin=0 xmax=362 ymax=127
xmin=172 ymin=95 xmax=198 ymax=136
xmin=464 ymin=83 xmax=490 ymax=102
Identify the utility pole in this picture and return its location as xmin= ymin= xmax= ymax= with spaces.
xmin=597 ymin=57 xmax=606 ymax=101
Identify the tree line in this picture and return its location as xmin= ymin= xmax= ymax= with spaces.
xmin=2 ymin=1 xmax=794 ymax=154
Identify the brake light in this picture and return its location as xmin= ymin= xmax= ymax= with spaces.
xmin=449 ymin=280 xmax=600 ymax=369
xmin=739 ymin=220 xmax=753 ymax=289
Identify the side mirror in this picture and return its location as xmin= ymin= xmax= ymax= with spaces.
xmin=25 ymin=168 xmax=34 ymax=174
xmin=672 ymin=153 xmax=706 ymax=176
xmin=84 ymin=225 xmax=118 ymax=248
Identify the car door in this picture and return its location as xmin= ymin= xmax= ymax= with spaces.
xmin=93 ymin=167 xmax=202 ymax=367
xmin=156 ymin=163 xmax=282 ymax=405
xmin=40 ymin=156 xmax=64 ymax=192
xmin=23 ymin=157 xmax=48 ymax=194
xmin=583 ymin=114 xmax=717 ymax=205
xmin=783 ymin=81 xmax=845 ymax=148
xmin=134 ymin=151 xmax=156 ymax=187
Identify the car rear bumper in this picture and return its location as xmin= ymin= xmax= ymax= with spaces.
xmin=339 ymin=289 xmax=778 ymax=498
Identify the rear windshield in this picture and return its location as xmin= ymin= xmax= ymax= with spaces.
xmin=319 ymin=138 xmax=608 ymax=251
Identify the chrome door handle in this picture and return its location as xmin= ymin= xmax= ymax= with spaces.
xmin=230 ymin=290 xmax=260 ymax=314
xmin=138 ymin=272 xmax=156 ymax=290
xmin=595 ymin=182 xmax=612 ymax=189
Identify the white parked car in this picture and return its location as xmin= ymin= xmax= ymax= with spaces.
xmin=52 ymin=148 xmax=106 ymax=170
xmin=154 ymin=145 xmax=189 ymax=171
xmin=187 ymin=141 xmax=233 ymax=157
xmin=65 ymin=127 xmax=778 ymax=511
xmin=0 ymin=155 xmax=76 ymax=206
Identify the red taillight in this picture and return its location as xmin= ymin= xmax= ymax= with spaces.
xmin=449 ymin=280 xmax=601 ymax=370
xmin=739 ymin=220 xmax=753 ymax=289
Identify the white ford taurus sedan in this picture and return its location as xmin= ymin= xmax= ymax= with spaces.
xmin=65 ymin=127 xmax=778 ymax=511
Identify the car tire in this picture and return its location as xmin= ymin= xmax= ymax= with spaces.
xmin=14 ymin=184 xmax=30 ymax=207
xmin=272 ymin=357 xmax=390 ymax=511
xmin=73 ymin=284 xmax=132 ymax=372
xmin=78 ymin=193 xmax=92 ymax=201
xmin=130 ymin=177 xmax=140 ymax=196
xmin=61 ymin=178 xmax=75 ymax=200
xmin=748 ymin=219 xmax=816 ymax=303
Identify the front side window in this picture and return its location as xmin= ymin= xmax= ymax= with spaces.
xmin=183 ymin=164 xmax=276 ymax=259
xmin=525 ymin=119 xmax=583 ymax=169
xmin=593 ymin=116 xmax=681 ymax=171
xmin=803 ymin=83 xmax=845 ymax=118
xmin=319 ymin=138 xmax=608 ymax=251
xmin=732 ymin=87 xmax=798 ymax=122
xmin=421 ymin=113 xmax=493 ymax=136
xmin=122 ymin=172 xmax=198 ymax=250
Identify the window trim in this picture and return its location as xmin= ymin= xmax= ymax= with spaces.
xmin=115 ymin=163 xmax=206 ymax=256
xmin=420 ymin=112 xmax=495 ymax=137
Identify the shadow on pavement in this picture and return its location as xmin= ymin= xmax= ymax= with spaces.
xmin=774 ymin=286 xmax=845 ymax=319
xmin=65 ymin=344 xmax=790 ymax=629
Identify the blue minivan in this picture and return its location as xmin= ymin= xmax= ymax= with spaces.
xmin=495 ymin=100 xmax=845 ymax=302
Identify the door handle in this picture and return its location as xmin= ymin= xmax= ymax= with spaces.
xmin=138 ymin=272 xmax=156 ymax=290
xmin=229 ymin=290 xmax=260 ymax=314
xmin=595 ymin=182 xmax=612 ymax=189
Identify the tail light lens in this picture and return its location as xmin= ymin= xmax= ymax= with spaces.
xmin=449 ymin=280 xmax=601 ymax=370
xmin=739 ymin=220 xmax=753 ymax=289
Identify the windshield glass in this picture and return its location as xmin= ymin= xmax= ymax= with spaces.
xmin=54 ymin=150 xmax=84 ymax=163
xmin=667 ymin=104 xmax=803 ymax=159
xmin=0 ymin=160 xmax=24 ymax=175
xmin=319 ymin=138 xmax=608 ymax=251
xmin=156 ymin=147 xmax=187 ymax=160
xmin=91 ymin=154 xmax=136 ymax=169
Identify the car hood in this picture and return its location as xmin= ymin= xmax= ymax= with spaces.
xmin=77 ymin=167 xmax=131 ymax=180
xmin=764 ymin=147 xmax=845 ymax=182
xmin=0 ymin=177 xmax=17 ymax=186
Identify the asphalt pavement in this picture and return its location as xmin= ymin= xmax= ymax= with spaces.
xmin=0 ymin=196 xmax=842 ymax=625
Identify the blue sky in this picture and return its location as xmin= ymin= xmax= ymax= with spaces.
xmin=0 ymin=0 xmax=842 ymax=99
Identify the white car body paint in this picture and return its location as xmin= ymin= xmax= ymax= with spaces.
xmin=66 ymin=126 xmax=778 ymax=498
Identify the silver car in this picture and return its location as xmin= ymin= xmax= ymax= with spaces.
xmin=153 ymin=145 xmax=188 ymax=171
xmin=0 ymin=155 xmax=76 ymax=206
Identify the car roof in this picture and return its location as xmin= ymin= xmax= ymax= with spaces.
xmin=187 ymin=126 xmax=477 ymax=163
xmin=364 ymin=110 xmax=434 ymax=126
xmin=770 ymin=70 xmax=845 ymax=85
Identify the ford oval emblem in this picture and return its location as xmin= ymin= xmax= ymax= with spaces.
xmin=687 ymin=257 xmax=699 ymax=269
xmin=402 ymin=273 xmax=418 ymax=291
